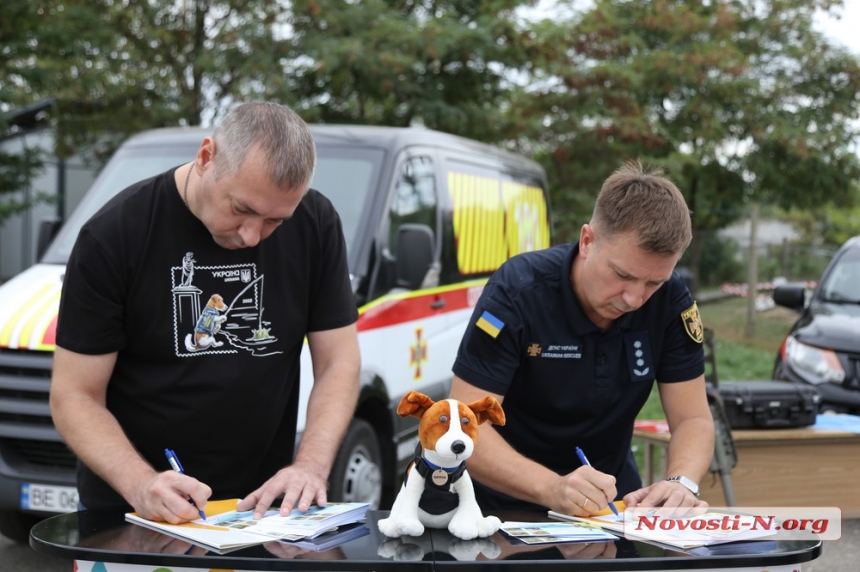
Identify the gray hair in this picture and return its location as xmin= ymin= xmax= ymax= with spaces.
xmin=212 ymin=101 xmax=316 ymax=192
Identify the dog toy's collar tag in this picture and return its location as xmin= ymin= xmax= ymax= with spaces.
xmin=431 ymin=469 xmax=449 ymax=485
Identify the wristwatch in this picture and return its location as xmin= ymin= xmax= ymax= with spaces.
xmin=665 ymin=475 xmax=700 ymax=497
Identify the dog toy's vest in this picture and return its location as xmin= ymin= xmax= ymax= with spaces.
xmin=195 ymin=305 xmax=221 ymax=335
xmin=411 ymin=444 xmax=467 ymax=515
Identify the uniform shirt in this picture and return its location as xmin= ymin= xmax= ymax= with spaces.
xmin=57 ymin=167 xmax=357 ymax=508
xmin=452 ymin=243 xmax=704 ymax=511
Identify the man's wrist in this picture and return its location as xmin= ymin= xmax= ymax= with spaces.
xmin=665 ymin=475 xmax=700 ymax=497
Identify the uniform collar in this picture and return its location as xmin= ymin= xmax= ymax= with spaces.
xmin=560 ymin=241 xmax=633 ymax=335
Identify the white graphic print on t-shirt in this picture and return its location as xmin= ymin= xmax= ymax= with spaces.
xmin=170 ymin=252 xmax=283 ymax=357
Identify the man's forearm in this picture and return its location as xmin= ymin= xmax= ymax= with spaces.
xmin=52 ymin=394 xmax=156 ymax=504
xmin=294 ymin=361 xmax=360 ymax=475
xmin=665 ymin=416 xmax=715 ymax=482
xmin=466 ymin=423 xmax=559 ymax=508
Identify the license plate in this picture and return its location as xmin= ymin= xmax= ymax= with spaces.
xmin=20 ymin=483 xmax=79 ymax=513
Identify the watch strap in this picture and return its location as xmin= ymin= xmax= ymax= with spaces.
xmin=665 ymin=475 xmax=700 ymax=497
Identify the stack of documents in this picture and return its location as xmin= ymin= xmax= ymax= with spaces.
xmin=548 ymin=503 xmax=775 ymax=550
xmin=125 ymin=499 xmax=369 ymax=554
xmin=500 ymin=521 xmax=617 ymax=545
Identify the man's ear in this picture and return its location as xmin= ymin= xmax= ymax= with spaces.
xmin=580 ymin=223 xmax=595 ymax=256
xmin=197 ymin=137 xmax=216 ymax=170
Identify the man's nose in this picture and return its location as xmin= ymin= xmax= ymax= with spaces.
xmin=237 ymin=219 xmax=264 ymax=248
xmin=621 ymin=284 xmax=647 ymax=310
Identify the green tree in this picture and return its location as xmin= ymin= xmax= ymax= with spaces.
xmin=282 ymin=0 xmax=541 ymax=141
xmin=515 ymin=0 xmax=860 ymax=285
xmin=3 ymin=0 xmax=291 ymax=166
xmin=1 ymin=1 xmax=47 ymax=224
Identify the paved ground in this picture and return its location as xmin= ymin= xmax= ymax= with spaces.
xmin=7 ymin=518 xmax=859 ymax=570
xmin=804 ymin=517 xmax=860 ymax=572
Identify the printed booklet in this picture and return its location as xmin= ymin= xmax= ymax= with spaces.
xmin=548 ymin=503 xmax=775 ymax=550
xmin=125 ymin=499 xmax=369 ymax=554
xmin=500 ymin=520 xmax=618 ymax=545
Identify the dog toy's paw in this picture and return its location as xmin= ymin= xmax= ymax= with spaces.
xmin=378 ymin=516 xmax=425 ymax=538
xmin=377 ymin=517 xmax=400 ymax=538
xmin=447 ymin=520 xmax=480 ymax=540
xmin=394 ymin=519 xmax=425 ymax=537
xmin=475 ymin=515 xmax=502 ymax=537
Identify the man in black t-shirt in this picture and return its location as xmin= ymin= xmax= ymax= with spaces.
xmin=450 ymin=161 xmax=714 ymax=517
xmin=50 ymin=102 xmax=360 ymax=524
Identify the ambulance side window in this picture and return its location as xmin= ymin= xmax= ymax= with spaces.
xmin=388 ymin=156 xmax=437 ymax=256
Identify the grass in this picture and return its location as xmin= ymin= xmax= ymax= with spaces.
xmin=636 ymin=295 xmax=800 ymax=421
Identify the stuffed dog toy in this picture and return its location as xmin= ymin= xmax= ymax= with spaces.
xmin=377 ymin=390 xmax=506 ymax=540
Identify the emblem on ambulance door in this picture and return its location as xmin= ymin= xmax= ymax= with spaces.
xmin=681 ymin=302 xmax=704 ymax=344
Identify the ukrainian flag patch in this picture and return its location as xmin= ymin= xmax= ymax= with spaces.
xmin=476 ymin=311 xmax=505 ymax=338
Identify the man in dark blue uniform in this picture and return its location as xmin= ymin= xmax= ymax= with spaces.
xmin=450 ymin=161 xmax=714 ymax=516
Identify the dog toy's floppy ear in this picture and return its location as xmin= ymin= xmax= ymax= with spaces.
xmin=397 ymin=390 xmax=436 ymax=418
xmin=467 ymin=396 xmax=506 ymax=427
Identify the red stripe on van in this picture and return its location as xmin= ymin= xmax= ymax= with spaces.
xmin=357 ymin=286 xmax=479 ymax=332
xmin=43 ymin=316 xmax=58 ymax=347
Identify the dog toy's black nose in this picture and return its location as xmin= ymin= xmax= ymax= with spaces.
xmin=451 ymin=440 xmax=466 ymax=454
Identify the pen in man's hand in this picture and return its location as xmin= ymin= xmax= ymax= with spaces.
xmin=575 ymin=446 xmax=620 ymax=516
xmin=164 ymin=448 xmax=206 ymax=520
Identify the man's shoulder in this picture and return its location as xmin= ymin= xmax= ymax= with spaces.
xmin=84 ymin=169 xmax=176 ymax=234
xmin=493 ymin=244 xmax=572 ymax=291
xmin=640 ymin=270 xmax=695 ymax=319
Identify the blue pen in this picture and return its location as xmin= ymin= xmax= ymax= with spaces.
xmin=164 ymin=448 xmax=206 ymax=521
xmin=575 ymin=446 xmax=620 ymax=517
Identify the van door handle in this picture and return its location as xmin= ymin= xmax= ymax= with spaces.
xmin=431 ymin=299 xmax=446 ymax=310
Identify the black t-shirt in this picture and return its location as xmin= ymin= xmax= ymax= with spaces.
xmin=452 ymin=243 xmax=705 ymax=511
xmin=57 ymin=167 xmax=358 ymax=508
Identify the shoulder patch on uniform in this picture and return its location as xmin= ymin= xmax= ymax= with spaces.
xmin=681 ymin=302 xmax=704 ymax=343
xmin=476 ymin=311 xmax=505 ymax=339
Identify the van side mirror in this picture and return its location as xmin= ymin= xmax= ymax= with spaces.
xmin=37 ymin=217 xmax=62 ymax=260
xmin=395 ymin=224 xmax=435 ymax=290
xmin=773 ymin=284 xmax=806 ymax=310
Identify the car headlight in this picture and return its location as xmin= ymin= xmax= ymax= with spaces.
xmin=784 ymin=336 xmax=845 ymax=385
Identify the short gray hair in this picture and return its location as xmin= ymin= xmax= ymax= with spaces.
xmin=212 ymin=101 xmax=316 ymax=192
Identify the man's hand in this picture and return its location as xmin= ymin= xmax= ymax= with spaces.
xmin=129 ymin=471 xmax=212 ymax=524
xmin=624 ymin=480 xmax=708 ymax=514
xmin=547 ymin=466 xmax=617 ymax=517
xmin=237 ymin=460 xmax=329 ymax=519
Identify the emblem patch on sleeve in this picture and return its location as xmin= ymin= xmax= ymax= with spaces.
xmin=681 ymin=302 xmax=704 ymax=343
xmin=476 ymin=310 xmax=505 ymax=338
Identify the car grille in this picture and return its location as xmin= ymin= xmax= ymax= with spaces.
xmin=0 ymin=348 xmax=76 ymax=478
xmin=847 ymin=356 xmax=860 ymax=390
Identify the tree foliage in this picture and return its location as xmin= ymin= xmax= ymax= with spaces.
xmin=281 ymin=0 xmax=540 ymax=141
xmin=2 ymin=0 xmax=860 ymax=282
xmin=516 ymin=0 xmax=860 ymax=291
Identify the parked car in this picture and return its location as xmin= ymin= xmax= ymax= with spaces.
xmin=772 ymin=235 xmax=860 ymax=414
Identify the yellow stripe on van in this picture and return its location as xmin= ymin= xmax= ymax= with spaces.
xmin=0 ymin=283 xmax=60 ymax=349
xmin=449 ymin=171 xmax=549 ymax=275
xmin=19 ymin=289 xmax=62 ymax=350
xmin=503 ymin=181 xmax=550 ymax=257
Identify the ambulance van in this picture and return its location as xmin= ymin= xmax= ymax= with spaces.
xmin=0 ymin=124 xmax=551 ymax=541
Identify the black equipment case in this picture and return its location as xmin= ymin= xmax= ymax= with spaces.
xmin=717 ymin=381 xmax=821 ymax=429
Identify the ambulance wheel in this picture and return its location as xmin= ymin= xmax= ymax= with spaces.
xmin=329 ymin=419 xmax=383 ymax=510
xmin=0 ymin=509 xmax=43 ymax=544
